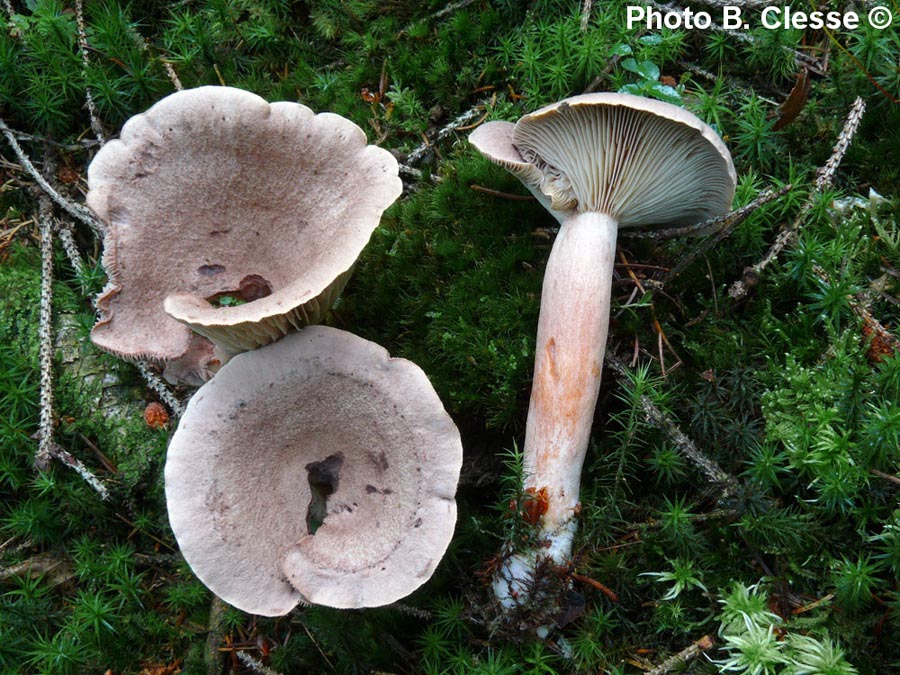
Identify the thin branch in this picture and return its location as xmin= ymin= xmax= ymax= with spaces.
xmin=161 ymin=60 xmax=184 ymax=91
xmin=1 ymin=128 xmax=101 ymax=151
xmin=205 ymin=597 xmax=227 ymax=675
xmin=1 ymin=0 xmax=15 ymax=23
xmin=660 ymin=185 xmax=792 ymax=284
xmin=580 ymin=0 xmax=593 ymax=30
xmin=606 ymin=353 xmax=740 ymax=499
xmin=136 ymin=361 xmax=186 ymax=417
xmin=42 ymin=442 xmax=111 ymax=500
xmin=871 ymin=469 xmax=900 ymax=487
xmin=34 ymin=207 xmax=56 ymax=470
xmin=75 ymin=0 xmax=106 ymax=144
xmin=56 ymin=220 xmax=87 ymax=280
xmin=728 ymin=97 xmax=866 ymax=300
xmin=622 ymin=185 xmax=790 ymax=242
xmin=236 ymin=652 xmax=284 ymax=675
xmin=398 ymin=162 xmax=441 ymax=184
xmin=0 ymin=117 xmax=106 ymax=235
xmin=399 ymin=0 xmax=479 ymax=35
xmin=646 ymin=635 xmax=716 ymax=675
xmin=405 ymin=100 xmax=490 ymax=167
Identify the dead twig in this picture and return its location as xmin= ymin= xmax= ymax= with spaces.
xmin=398 ymin=162 xmax=441 ymax=184
xmin=56 ymin=219 xmax=87 ymax=281
xmin=869 ymin=469 xmax=900 ymax=485
xmin=40 ymin=442 xmax=111 ymax=500
xmin=34 ymin=202 xmax=55 ymax=470
xmin=75 ymin=0 xmax=105 ymax=144
xmin=399 ymin=0 xmax=480 ymax=36
xmin=606 ymin=352 xmax=740 ymax=499
xmin=236 ymin=652 xmax=284 ymax=675
xmin=622 ymin=184 xmax=790 ymax=243
xmin=470 ymin=184 xmax=535 ymax=201
xmin=655 ymin=185 xmax=792 ymax=284
xmin=205 ymin=597 xmax=227 ymax=675
xmin=0 ymin=117 xmax=106 ymax=235
xmin=405 ymin=100 xmax=491 ymax=167
xmin=729 ymin=97 xmax=866 ymax=301
xmin=580 ymin=0 xmax=593 ymax=30
xmin=136 ymin=361 xmax=186 ymax=418
xmin=645 ymin=635 xmax=716 ymax=675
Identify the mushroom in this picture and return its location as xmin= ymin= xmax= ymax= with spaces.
xmin=164 ymin=326 xmax=462 ymax=615
xmin=470 ymin=93 xmax=736 ymax=606
xmin=87 ymin=86 xmax=401 ymax=381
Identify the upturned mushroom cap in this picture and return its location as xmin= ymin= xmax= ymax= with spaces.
xmin=164 ymin=326 xmax=462 ymax=615
xmin=470 ymin=92 xmax=735 ymax=226
xmin=88 ymin=86 xmax=401 ymax=369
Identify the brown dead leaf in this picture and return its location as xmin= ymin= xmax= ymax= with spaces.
xmin=774 ymin=68 xmax=810 ymax=131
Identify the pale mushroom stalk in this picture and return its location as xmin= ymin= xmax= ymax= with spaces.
xmin=470 ymin=93 xmax=736 ymax=610
xmin=493 ymin=211 xmax=618 ymax=607
xmin=525 ymin=210 xmax=617 ymax=555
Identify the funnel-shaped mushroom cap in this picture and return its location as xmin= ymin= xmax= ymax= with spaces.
xmin=88 ymin=86 xmax=401 ymax=367
xmin=164 ymin=326 xmax=462 ymax=615
xmin=470 ymin=93 xmax=735 ymax=226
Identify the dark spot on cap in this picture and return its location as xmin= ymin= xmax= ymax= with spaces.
xmin=198 ymin=264 xmax=226 ymax=276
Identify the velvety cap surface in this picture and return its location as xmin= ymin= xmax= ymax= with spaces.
xmin=164 ymin=327 xmax=462 ymax=615
xmin=88 ymin=86 xmax=401 ymax=364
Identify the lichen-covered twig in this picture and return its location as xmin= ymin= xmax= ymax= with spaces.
xmin=34 ymin=206 xmax=56 ymax=470
xmin=205 ymin=597 xmax=227 ymax=675
xmin=56 ymin=220 xmax=87 ymax=281
xmin=136 ymin=361 xmax=186 ymax=417
xmin=405 ymin=101 xmax=489 ymax=167
xmin=580 ymin=0 xmax=593 ymax=30
xmin=660 ymin=185 xmax=792 ymax=283
xmin=31 ymin=152 xmax=111 ymax=500
xmin=0 ymin=118 xmax=106 ymax=235
xmin=75 ymin=0 xmax=106 ymax=145
xmin=645 ymin=635 xmax=716 ymax=675
xmin=623 ymin=184 xmax=790 ymax=243
xmin=399 ymin=0 xmax=479 ymax=35
xmin=728 ymin=97 xmax=865 ymax=300
xmin=41 ymin=442 xmax=111 ymax=500
xmin=606 ymin=353 xmax=740 ymax=500
xmin=237 ymin=652 xmax=284 ymax=675
xmin=1 ymin=0 xmax=15 ymax=24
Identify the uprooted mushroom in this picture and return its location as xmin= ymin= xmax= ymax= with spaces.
xmin=165 ymin=326 xmax=463 ymax=615
xmin=470 ymin=93 xmax=736 ymax=609
xmin=87 ymin=86 xmax=402 ymax=384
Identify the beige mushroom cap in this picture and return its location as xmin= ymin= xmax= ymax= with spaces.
xmin=470 ymin=92 xmax=736 ymax=226
xmin=164 ymin=326 xmax=462 ymax=615
xmin=88 ymin=86 xmax=401 ymax=368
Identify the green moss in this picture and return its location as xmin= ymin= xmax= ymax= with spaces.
xmin=1 ymin=0 xmax=899 ymax=671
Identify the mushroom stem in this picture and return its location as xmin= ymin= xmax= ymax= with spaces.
xmin=494 ymin=210 xmax=618 ymax=606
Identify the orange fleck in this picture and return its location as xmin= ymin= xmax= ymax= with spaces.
xmin=143 ymin=402 xmax=169 ymax=429
xmin=521 ymin=486 xmax=549 ymax=525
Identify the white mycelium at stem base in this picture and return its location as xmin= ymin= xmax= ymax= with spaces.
xmin=470 ymin=93 xmax=736 ymax=609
